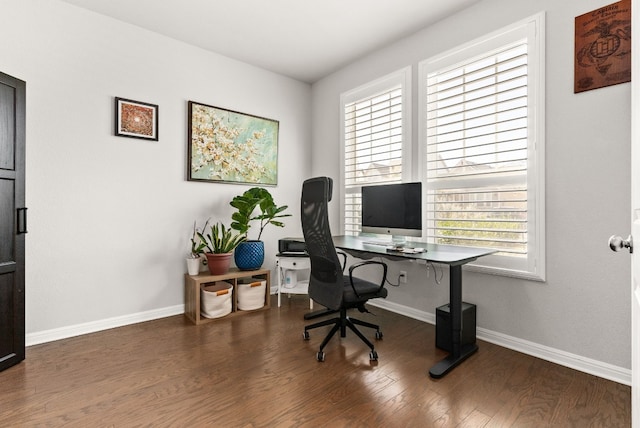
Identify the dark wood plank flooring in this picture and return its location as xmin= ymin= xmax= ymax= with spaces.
xmin=0 ymin=295 xmax=630 ymax=427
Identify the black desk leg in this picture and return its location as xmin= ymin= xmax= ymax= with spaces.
xmin=429 ymin=264 xmax=478 ymax=378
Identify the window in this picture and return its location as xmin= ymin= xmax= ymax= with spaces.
xmin=420 ymin=13 xmax=545 ymax=280
xmin=341 ymin=68 xmax=411 ymax=236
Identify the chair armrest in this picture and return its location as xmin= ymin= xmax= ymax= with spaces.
xmin=337 ymin=251 xmax=348 ymax=272
xmin=347 ymin=260 xmax=388 ymax=298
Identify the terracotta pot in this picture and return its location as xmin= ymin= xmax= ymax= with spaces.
xmin=204 ymin=252 xmax=233 ymax=275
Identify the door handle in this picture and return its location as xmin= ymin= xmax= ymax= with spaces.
xmin=17 ymin=207 xmax=28 ymax=234
xmin=609 ymin=234 xmax=633 ymax=253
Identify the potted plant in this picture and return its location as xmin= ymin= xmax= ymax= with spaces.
xmin=197 ymin=222 xmax=246 ymax=275
xmin=230 ymin=187 xmax=291 ymax=270
xmin=187 ymin=219 xmax=209 ymax=275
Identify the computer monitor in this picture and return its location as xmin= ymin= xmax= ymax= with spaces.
xmin=361 ymin=182 xmax=422 ymax=244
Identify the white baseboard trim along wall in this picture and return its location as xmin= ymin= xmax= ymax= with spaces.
xmin=26 ymin=305 xmax=184 ymax=347
xmin=368 ymin=299 xmax=631 ymax=386
xmin=26 ymin=299 xmax=630 ymax=386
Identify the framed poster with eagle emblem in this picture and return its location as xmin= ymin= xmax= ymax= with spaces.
xmin=575 ymin=0 xmax=631 ymax=93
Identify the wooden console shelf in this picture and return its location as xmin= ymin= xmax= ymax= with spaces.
xmin=184 ymin=267 xmax=271 ymax=325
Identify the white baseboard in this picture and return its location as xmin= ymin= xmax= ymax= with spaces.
xmin=369 ymin=299 xmax=436 ymax=325
xmin=477 ymin=328 xmax=631 ymax=386
xmin=368 ymin=300 xmax=631 ymax=386
xmin=26 ymin=305 xmax=185 ymax=347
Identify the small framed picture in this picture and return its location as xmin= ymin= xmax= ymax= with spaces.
xmin=114 ymin=97 xmax=158 ymax=140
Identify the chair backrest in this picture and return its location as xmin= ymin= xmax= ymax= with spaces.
xmin=301 ymin=177 xmax=344 ymax=310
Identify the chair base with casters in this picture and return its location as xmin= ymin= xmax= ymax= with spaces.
xmin=303 ymin=308 xmax=338 ymax=321
xmin=303 ymin=305 xmax=383 ymax=362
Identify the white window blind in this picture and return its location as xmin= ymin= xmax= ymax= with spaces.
xmin=341 ymin=69 xmax=410 ymax=236
xmin=426 ymin=42 xmax=528 ymax=256
xmin=420 ymin=13 xmax=545 ymax=280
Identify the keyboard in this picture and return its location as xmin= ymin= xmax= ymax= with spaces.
xmin=362 ymin=240 xmax=393 ymax=246
xmin=360 ymin=239 xmax=425 ymax=253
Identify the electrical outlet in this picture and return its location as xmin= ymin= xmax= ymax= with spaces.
xmin=399 ymin=270 xmax=407 ymax=283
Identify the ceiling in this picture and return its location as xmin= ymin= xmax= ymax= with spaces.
xmin=60 ymin=0 xmax=480 ymax=83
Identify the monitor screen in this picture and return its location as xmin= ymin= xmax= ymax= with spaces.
xmin=361 ymin=182 xmax=422 ymax=238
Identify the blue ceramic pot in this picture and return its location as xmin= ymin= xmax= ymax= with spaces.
xmin=234 ymin=240 xmax=264 ymax=270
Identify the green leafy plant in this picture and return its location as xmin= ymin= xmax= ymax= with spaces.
xmin=230 ymin=187 xmax=291 ymax=240
xmin=189 ymin=219 xmax=210 ymax=258
xmin=198 ymin=222 xmax=246 ymax=254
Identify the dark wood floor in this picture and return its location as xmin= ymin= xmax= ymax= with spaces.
xmin=0 ymin=295 xmax=630 ymax=427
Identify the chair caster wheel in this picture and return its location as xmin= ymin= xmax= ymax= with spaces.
xmin=316 ymin=351 xmax=325 ymax=362
xmin=375 ymin=330 xmax=383 ymax=340
xmin=369 ymin=350 xmax=378 ymax=361
xmin=303 ymin=331 xmax=310 ymax=340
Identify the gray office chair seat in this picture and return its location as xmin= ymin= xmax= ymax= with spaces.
xmin=342 ymin=268 xmax=388 ymax=304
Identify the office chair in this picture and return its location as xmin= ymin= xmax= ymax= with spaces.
xmin=301 ymin=176 xmax=388 ymax=361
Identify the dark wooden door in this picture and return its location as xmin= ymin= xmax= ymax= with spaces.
xmin=0 ymin=72 xmax=26 ymax=372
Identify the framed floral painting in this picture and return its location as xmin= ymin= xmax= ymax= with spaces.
xmin=187 ymin=101 xmax=279 ymax=185
xmin=114 ymin=97 xmax=158 ymax=140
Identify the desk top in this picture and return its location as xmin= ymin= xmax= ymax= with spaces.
xmin=332 ymin=235 xmax=495 ymax=266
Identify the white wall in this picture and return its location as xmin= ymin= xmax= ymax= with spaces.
xmin=312 ymin=0 xmax=632 ymax=373
xmin=0 ymin=0 xmax=311 ymax=337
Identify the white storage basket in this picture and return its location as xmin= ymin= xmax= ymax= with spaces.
xmin=201 ymin=281 xmax=233 ymax=318
xmin=237 ymin=277 xmax=266 ymax=311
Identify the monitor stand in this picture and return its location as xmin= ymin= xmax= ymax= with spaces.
xmin=391 ymin=235 xmax=406 ymax=249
